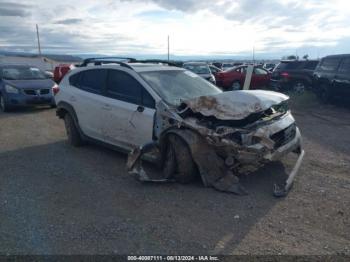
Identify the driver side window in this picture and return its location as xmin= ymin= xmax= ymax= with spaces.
xmin=106 ymin=69 xmax=155 ymax=108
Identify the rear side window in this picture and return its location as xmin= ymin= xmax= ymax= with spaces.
xmin=276 ymin=62 xmax=300 ymax=70
xmin=319 ymin=58 xmax=341 ymax=71
xmin=69 ymin=72 xmax=81 ymax=86
xmin=107 ymin=70 xmax=155 ymax=108
xmin=79 ymin=69 xmax=107 ymax=93
xmin=338 ymin=58 xmax=350 ymax=73
xmin=304 ymin=61 xmax=319 ymax=70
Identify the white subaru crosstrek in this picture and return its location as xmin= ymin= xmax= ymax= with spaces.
xmin=55 ymin=58 xmax=304 ymax=196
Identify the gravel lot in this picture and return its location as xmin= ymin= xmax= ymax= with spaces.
xmin=0 ymin=95 xmax=349 ymax=255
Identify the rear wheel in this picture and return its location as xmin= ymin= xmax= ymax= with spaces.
xmin=162 ymin=134 xmax=198 ymax=184
xmin=64 ymin=113 xmax=83 ymax=147
xmin=292 ymin=81 xmax=306 ymax=93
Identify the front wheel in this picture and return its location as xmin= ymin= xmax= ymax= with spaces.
xmin=0 ymin=94 xmax=10 ymax=112
xmin=231 ymin=81 xmax=241 ymax=91
xmin=162 ymin=134 xmax=198 ymax=184
xmin=319 ymin=84 xmax=331 ymax=103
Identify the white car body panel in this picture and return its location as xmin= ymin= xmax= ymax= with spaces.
xmin=102 ymin=96 xmax=155 ymax=149
xmin=73 ymin=88 xmax=107 ymax=142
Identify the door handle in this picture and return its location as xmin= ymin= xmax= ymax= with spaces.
xmin=102 ymin=104 xmax=111 ymax=111
xmin=136 ymin=106 xmax=144 ymax=112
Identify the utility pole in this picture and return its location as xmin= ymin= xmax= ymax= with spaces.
xmin=167 ymin=35 xmax=170 ymax=62
xmin=253 ymin=45 xmax=255 ymax=64
xmin=36 ymin=24 xmax=42 ymax=56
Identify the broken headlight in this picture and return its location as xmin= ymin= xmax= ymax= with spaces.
xmin=271 ymin=101 xmax=289 ymax=114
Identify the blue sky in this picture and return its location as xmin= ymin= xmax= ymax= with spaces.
xmin=0 ymin=0 xmax=350 ymax=59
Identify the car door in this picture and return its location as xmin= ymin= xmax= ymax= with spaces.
xmin=252 ymin=67 xmax=270 ymax=89
xmin=69 ymin=69 xmax=108 ymax=141
xmin=102 ymin=69 xmax=156 ymax=149
xmin=334 ymin=58 xmax=350 ymax=96
xmin=317 ymin=57 xmax=342 ymax=95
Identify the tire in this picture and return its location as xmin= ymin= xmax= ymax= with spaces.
xmin=231 ymin=81 xmax=241 ymax=91
xmin=319 ymin=84 xmax=331 ymax=103
xmin=162 ymin=134 xmax=198 ymax=184
xmin=0 ymin=94 xmax=10 ymax=112
xmin=64 ymin=113 xmax=83 ymax=147
xmin=292 ymin=81 xmax=306 ymax=94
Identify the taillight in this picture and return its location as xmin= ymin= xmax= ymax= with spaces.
xmin=280 ymin=72 xmax=289 ymax=78
xmin=52 ymin=84 xmax=60 ymax=95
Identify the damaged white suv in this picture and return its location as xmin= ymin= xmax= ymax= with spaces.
xmin=55 ymin=58 xmax=304 ymax=197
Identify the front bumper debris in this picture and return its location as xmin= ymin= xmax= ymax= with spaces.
xmin=273 ymin=149 xmax=305 ymax=197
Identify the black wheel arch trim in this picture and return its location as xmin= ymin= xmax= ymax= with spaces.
xmin=56 ymin=101 xmax=86 ymax=139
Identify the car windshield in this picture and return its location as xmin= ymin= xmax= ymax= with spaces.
xmin=183 ymin=64 xmax=210 ymax=74
xmin=140 ymin=70 xmax=222 ymax=106
xmin=1 ymin=67 xmax=47 ymax=80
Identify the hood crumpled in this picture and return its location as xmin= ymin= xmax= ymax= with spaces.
xmin=181 ymin=90 xmax=289 ymax=120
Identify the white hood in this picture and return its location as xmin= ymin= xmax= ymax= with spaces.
xmin=182 ymin=90 xmax=289 ymax=120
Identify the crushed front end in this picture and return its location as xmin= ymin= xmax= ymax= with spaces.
xmin=127 ymin=90 xmax=304 ymax=197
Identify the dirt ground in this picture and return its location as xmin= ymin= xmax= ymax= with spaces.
xmin=0 ymin=92 xmax=349 ymax=255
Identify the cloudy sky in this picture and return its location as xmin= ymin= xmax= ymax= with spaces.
xmin=0 ymin=0 xmax=350 ymax=59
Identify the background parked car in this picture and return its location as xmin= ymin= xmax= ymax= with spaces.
xmin=183 ymin=62 xmax=216 ymax=84
xmin=263 ymin=63 xmax=276 ymax=72
xmin=221 ymin=63 xmax=234 ymax=71
xmin=0 ymin=64 xmax=57 ymax=112
xmin=270 ymin=60 xmax=319 ymax=93
xmin=54 ymin=64 xmax=76 ymax=84
xmin=313 ymin=54 xmax=350 ymax=103
xmin=215 ymin=65 xmax=271 ymax=90
xmin=212 ymin=62 xmax=223 ymax=69
xmin=208 ymin=64 xmax=223 ymax=78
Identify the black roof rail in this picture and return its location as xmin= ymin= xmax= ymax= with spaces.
xmin=132 ymin=59 xmax=180 ymax=67
xmin=80 ymin=57 xmax=137 ymax=69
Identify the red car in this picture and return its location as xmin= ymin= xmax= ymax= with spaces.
xmin=53 ymin=64 xmax=75 ymax=83
xmin=215 ymin=65 xmax=271 ymax=90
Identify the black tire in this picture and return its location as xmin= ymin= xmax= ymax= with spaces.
xmin=319 ymin=84 xmax=331 ymax=103
xmin=64 ymin=113 xmax=83 ymax=147
xmin=231 ymin=81 xmax=241 ymax=91
xmin=292 ymin=81 xmax=306 ymax=94
xmin=162 ymin=134 xmax=198 ymax=184
xmin=0 ymin=94 xmax=10 ymax=112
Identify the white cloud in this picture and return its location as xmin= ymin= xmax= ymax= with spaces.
xmin=0 ymin=0 xmax=350 ymax=58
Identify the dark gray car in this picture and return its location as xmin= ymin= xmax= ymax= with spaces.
xmin=183 ymin=62 xmax=216 ymax=85
xmin=0 ymin=64 xmax=57 ymax=112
